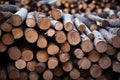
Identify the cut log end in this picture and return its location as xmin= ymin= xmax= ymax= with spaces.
xmin=1 ymin=22 xmax=12 ymax=32
xmin=51 ymin=9 xmax=62 ymax=20
xmin=87 ymin=33 xmax=94 ymax=40
xmin=69 ymin=68 xmax=80 ymax=79
xmin=37 ymin=36 xmax=47 ymax=48
xmin=101 ymin=20 xmax=109 ymax=27
xmin=64 ymin=22 xmax=73 ymax=31
xmin=106 ymin=45 xmax=116 ymax=56
xmin=90 ymin=24 xmax=98 ymax=31
xmin=74 ymin=48 xmax=84 ymax=59
xmin=10 ymin=15 xmax=22 ymax=26
xmin=0 ymin=41 xmax=7 ymax=52
xmin=15 ymin=59 xmax=26 ymax=69
xmin=27 ymin=61 xmax=37 ymax=71
xmin=61 ymin=41 xmax=70 ymax=53
xmin=43 ymin=70 xmax=53 ymax=80
xmin=112 ymin=36 xmax=120 ymax=48
xmin=96 ymin=41 xmax=107 ymax=53
xmin=62 ymin=61 xmax=73 ymax=72
xmin=45 ymin=28 xmax=55 ymax=37
xmin=12 ymin=28 xmax=23 ymax=39
xmin=112 ymin=62 xmax=120 ymax=73
xmin=78 ymin=25 xmax=86 ymax=32
xmin=35 ymin=63 xmax=46 ymax=73
xmin=26 ymin=18 xmax=36 ymax=27
xmin=48 ymin=57 xmax=58 ymax=69
xmin=55 ymin=21 xmax=63 ymax=30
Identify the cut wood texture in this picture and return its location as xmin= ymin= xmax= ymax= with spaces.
xmin=106 ymin=45 xmax=116 ymax=56
xmin=37 ymin=35 xmax=47 ymax=48
xmin=29 ymin=71 xmax=39 ymax=80
xmin=69 ymin=68 xmax=80 ymax=79
xmin=43 ymin=69 xmax=53 ymax=80
xmin=60 ymin=41 xmax=70 ymax=53
xmin=62 ymin=61 xmax=73 ymax=72
xmin=26 ymin=60 xmax=37 ymax=71
xmin=0 ymin=41 xmax=7 ymax=52
xmin=44 ymin=28 xmax=55 ymax=37
xmin=35 ymin=62 xmax=46 ymax=73
xmin=73 ymin=48 xmax=84 ymax=59
xmin=112 ymin=61 xmax=120 ymax=73
xmin=59 ymin=52 xmax=70 ymax=63
xmin=47 ymin=57 xmax=58 ymax=69
xmin=51 ymin=8 xmax=62 ymax=20
xmin=15 ymin=59 xmax=26 ymax=69
xmin=12 ymin=27 xmax=23 ymax=39
xmin=20 ymin=71 xmax=28 ymax=80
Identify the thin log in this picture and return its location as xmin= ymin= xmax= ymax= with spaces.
xmin=26 ymin=12 xmax=36 ymax=27
xmin=73 ymin=48 xmax=84 ymax=59
xmin=37 ymin=35 xmax=47 ymax=48
xmin=8 ymin=46 xmax=21 ymax=60
xmin=117 ymin=52 xmax=120 ymax=61
xmin=88 ymin=50 xmax=100 ymax=62
xmin=98 ymin=55 xmax=111 ymax=69
xmin=20 ymin=71 xmax=28 ymax=80
xmin=0 ymin=41 xmax=7 ymax=52
xmin=80 ymin=33 xmax=93 ymax=53
xmin=43 ymin=69 xmax=53 ymax=80
xmin=36 ymin=50 xmax=48 ymax=63
xmin=0 ymin=12 xmax=12 ymax=20
xmin=35 ymin=62 xmax=46 ymax=73
xmin=59 ymin=52 xmax=70 ymax=63
xmin=25 ymin=28 xmax=38 ymax=43
xmin=106 ymin=44 xmax=116 ymax=56
xmin=15 ymin=59 xmax=26 ymax=69
xmin=47 ymin=43 xmax=59 ymax=55
xmin=12 ymin=27 xmax=23 ymax=39
xmin=90 ymin=64 xmax=102 ymax=78
xmin=69 ymin=68 xmax=80 ymax=79
xmin=47 ymin=57 xmax=58 ymax=69
xmin=99 ymin=29 xmax=120 ymax=48
xmin=54 ymin=67 xmax=63 ymax=77
xmin=93 ymin=30 xmax=107 ymax=53
xmin=78 ymin=57 xmax=91 ymax=69
xmin=62 ymin=61 xmax=73 ymax=72
xmin=60 ymin=41 xmax=70 ymax=53
xmin=29 ymin=71 xmax=39 ymax=80
xmin=10 ymin=8 xmax=28 ymax=26
xmin=112 ymin=61 xmax=120 ymax=73
xmin=44 ymin=28 xmax=56 ymax=37
xmin=26 ymin=60 xmax=37 ymax=71
xmin=55 ymin=31 xmax=66 ymax=44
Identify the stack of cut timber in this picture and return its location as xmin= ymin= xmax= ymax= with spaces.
xmin=0 ymin=0 xmax=120 ymax=80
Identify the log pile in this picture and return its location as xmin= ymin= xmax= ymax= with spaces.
xmin=0 ymin=0 xmax=120 ymax=80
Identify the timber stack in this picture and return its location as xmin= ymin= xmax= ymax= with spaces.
xmin=0 ymin=0 xmax=120 ymax=80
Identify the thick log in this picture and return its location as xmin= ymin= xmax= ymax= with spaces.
xmin=37 ymin=35 xmax=47 ymax=48
xmin=10 ymin=8 xmax=28 ymax=26
xmin=99 ymin=29 xmax=120 ymax=48
xmin=63 ymin=13 xmax=73 ymax=31
xmin=73 ymin=48 xmax=84 ymax=59
xmin=26 ymin=60 xmax=37 ymax=71
xmin=106 ymin=18 xmax=120 ymax=27
xmin=78 ymin=57 xmax=91 ymax=69
xmin=0 ymin=69 xmax=7 ymax=80
xmin=12 ymin=27 xmax=23 ymax=39
xmin=43 ymin=69 xmax=53 ymax=80
xmin=106 ymin=45 xmax=116 ymax=56
xmin=54 ymin=67 xmax=63 ymax=77
xmin=0 ymin=4 xmax=19 ymax=12
xmin=69 ymin=68 xmax=80 ymax=79
xmin=88 ymin=50 xmax=100 ymax=62
xmin=47 ymin=57 xmax=58 ymax=69
xmin=47 ymin=43 xmax=59 ymax=55
xmin=98 ymin=55 xmax=111 ymax=69
xmin=55 ymin=31 xmax=66 ymax=44
xmin=117 ymin=52 xmax=120 ymax=61
xmin=0 ymin=12 xmax=12 ymax=20
xmin=93 ymin=30 xmax=107 ymax=53
xmin=51 ymin=8 xmax=62 ymax=20
xmin=59 ymin=52 xmax=70 ymax=63
xmin=15 ymin=59 xmax=26 ymax=69
xmin=112 ymin=61 xmax=120 ymax=73
xmin=36 ymin=50 xmax=48 ymax=63
xmin=90 ymin=64 xmax=102 ymax=78
xmin=29 ymin=72 xmax=39 ymax=80
xmin=25 ymin=28 xmax=38 ymax=43
xmin=62 ymin=61 xmax=73 ymax=72
xmin=8 ymin=46 xmax=21 ymax=60
xmin=80 ymin=33 xmax=93 ymax=53
xmin=106 ymin=27 xmax=120 ymax=36
xmin=35 ymin=62 xmax=46 ymax=73
xmin=0 ymin=41 xmax=7 ymax=52
xmin=60 ymin=41 xmax=70 ymax=53
xmin=26 ymin=12 xmax=36 ymax=27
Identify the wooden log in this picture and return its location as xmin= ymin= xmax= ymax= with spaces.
xmin=97 ymin=12 xmax=109 ymax=18
xmin=67 ymin=30 xmax=81 ymax=46
xmin=0 ymin=69 xmax=7 ymax=80
xmin=10 ymin=8 xmax=28 ymax=26
xmin=36 ymin=50 xmax=48 ymax=63
xmin=106 ymin=44 xmax=116 ymax=56
xmin=0 ymin=20 xmax=12 ymax=32
xmin=54 ymin=66 xmax=63 ymax=77
xmin=112 ymin=61 xmax=120 ymax=73
xmin=7 ymin=64 xmax=20 ymax=80
xmin=93 ymin=30 xmax=107 ymax=53
xmin=25 ymin=28 xmax=38 ymax=43
xmin=98 ymin=55 xmax=111 ymax=69
xmin=43 ymin=69 xmax=53 ymax=80
xmin=50 ymin=19 xmax=63 ymax=30
xmin=55 ymin=31 xmax=66 ymax=44
xmin=29 ymin=72 xmax=39 ymax=80
xmin=69 ymin=68 xmax=80 ymax=79
xmin=51 ymin=8 xmax=62 ymax=20
xmin=73 ymin=48 xmax=84 ymax=59
xmin=8 ymin=46 xmax=21 ymax=60
xmin=106 ymin=27 xmax=120 ymax=36
xmin=44 ymin=28 xmax=56 ymax=37
xmin=60 ymin=41 xmax=70 ymax=53
xmin=74 ymin=18 xmax=86 ymax=32
xmin=90 ymin=64 xmax=102 ymax=78
xmin=62 ymin=61 xmax=73 ymax=72
xmin=12 ymin=27 xmax=23 ymax=39
xmin=87 ymin=14 xmax=109 ymax=27
xmin=15 ymin=59 xmax=26 ymax=69
xmin=117 ymin=52 xmax=120 ymax=61
xmin=35 ymin=62 xmax=46 ymax=73
xmin=0 ymin=41 xmax=7 ymax=52
xmin=80 ymin=33 xmax=93 ymax=53
xmin=47 ymin=57 xmax=58 ymax=69
xmin=99 ymin=29 xmax=120 ymax=48
xmin=26 ymin=60 xmax=37 ymax=71
xmin=37 ymin=35 xmax=47 ymax=48
xmin=26 ymin=12 xmax=36 ymax=27
xmin=78 ymin=57 xmax=91 ymax=69
xmin=0 ymin=12 xmax=12 ymax=21
xmin=20 ymin=71 xmax=28 ymax=80
xmin=88 ymin=50 xmax=100 ymax=62
xmin=108 ymin=10 xmax=116 ymax=19
xmin=47 ymin=43 xmax=59 ymax=55
xmin=0 ymin=4 xmax=19 ymax=12
xmin=106 ymin=18 xmax=120 ymax=27
xmin=63 ymin=13 xmax=73 ymax=31
xmin=59 ymin=52 xmax=70 ymax=63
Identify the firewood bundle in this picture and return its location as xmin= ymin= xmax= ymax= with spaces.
xmin=0 ymin=0 xmax=120 ymax=80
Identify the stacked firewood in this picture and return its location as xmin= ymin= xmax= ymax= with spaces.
xmin=0 ymin=0 xmax=120 ymax=80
